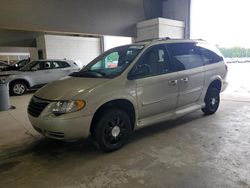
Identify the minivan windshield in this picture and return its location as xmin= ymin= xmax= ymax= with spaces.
xmin=70 ymin=45 xmax=144 ymax=78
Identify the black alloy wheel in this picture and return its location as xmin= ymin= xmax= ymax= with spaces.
xmin=202 ymin=88 xmax=220 ymax=115
xmin=93 ymin=108 xmax=131 ymax=152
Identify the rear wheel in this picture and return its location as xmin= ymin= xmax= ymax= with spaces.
xmin=10 ymin=81 xmax=27 ymax=96
xmin=92 ymin=108 xmax=131 ymax=152
xmin=202 ymin=88 xmax=220 ymax=115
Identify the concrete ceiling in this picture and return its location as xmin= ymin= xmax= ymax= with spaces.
xmin=0 ymin=0 xmax=190 ymax=47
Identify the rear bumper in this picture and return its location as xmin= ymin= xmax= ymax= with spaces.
xmin=221 ymin=80 xmax=229 ymax=92
xmin=28 ymin=114 xmax=92 ymax=140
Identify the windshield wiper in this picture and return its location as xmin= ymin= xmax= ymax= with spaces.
xmin=90 ymin=70 xmax=106 ymax=76
xmin=70 ymin=71 xmax=104 ymax=78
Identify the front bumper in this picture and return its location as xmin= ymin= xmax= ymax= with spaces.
xmin=28 ymin=114 xmax=92 ymax=140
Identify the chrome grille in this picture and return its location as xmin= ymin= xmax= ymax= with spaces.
xmin=28 ymin=96 xmax=50 ymax=117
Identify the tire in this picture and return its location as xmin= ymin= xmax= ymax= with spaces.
xmin=92 ymin=108 xmax=131 ymax=152
xmin=202 ymin=88 xmax=220 ymax=115
xmin=10 ymin=81 xmax=27 ymax=96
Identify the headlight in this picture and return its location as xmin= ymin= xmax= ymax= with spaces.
xmin=52 ymin=100 xmax=85 ymax=115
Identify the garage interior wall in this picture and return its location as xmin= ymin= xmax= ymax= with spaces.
xmin=103 ymin=36 xmax=132 ymax=51
xmin=0 ymin=47 xmax=38 ymax=61
xmin=36 ymin=35 xmax=46 ymax=59
xmin=36 ymin=35 xmax=101 ymax=66
xmin=162 ymin=0 xmax=191 ymax=38
xmin=0 ymin=0 xmax=190 ymax=38
xmin=0 ymin=0 xmax=191 ymax=62
xmin=0 ymin=0 xmax=147 ymax=37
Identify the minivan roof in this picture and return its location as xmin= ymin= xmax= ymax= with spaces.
xmin=135 ymin=38 xmax=207 ymax=46
xmin=31 ymin=59 xmax=75 ymax=62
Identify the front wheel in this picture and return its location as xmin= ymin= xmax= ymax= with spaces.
xmin=202 ymin=88 xmax=220 ymax=115
xmin=10 ymin=81 xmax=27 ymax=96
xmin=92 ymin=108 xmax=131 ymax=152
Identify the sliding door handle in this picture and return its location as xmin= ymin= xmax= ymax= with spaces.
xmin=168 ymin=80 xmax=178 ymax=86
xmin=180 ymin=77 xmax=189 ymax=82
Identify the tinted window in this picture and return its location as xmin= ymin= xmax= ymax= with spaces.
xmin=17 ymin=59 xmax=29 ymax=67
xmin=197 ymin=43 xmax=224 ymax=64
xmin=129 ymin=44 xmax=171 ymax=79
xmin=52 ymin=61 xmax=70 ymax=68
xmin=30 ymin=61 xmax=52 ymax=70
xmin=167 ymin=43 xmax=204 ymax=71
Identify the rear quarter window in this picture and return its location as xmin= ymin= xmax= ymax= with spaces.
xmin=167 ymin=43 xmax=204 ymax=71
xmin=52 ymin=61 xmax=70 ymax=69
xmin=197 ymin=43 xmax=224 ymax=64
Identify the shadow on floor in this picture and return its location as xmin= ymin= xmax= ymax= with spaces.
xmin=1 ymin=110 xmax=207 ymax=163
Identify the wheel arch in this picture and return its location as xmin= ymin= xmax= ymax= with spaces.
xmin=9 ymin=79 xmax=30 ymax=89
xmin=208 ymin=79 xmax=222 ymax=92
xmin=90 ymin=99 xmax=136 ymax=135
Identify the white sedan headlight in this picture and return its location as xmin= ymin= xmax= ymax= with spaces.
xmin=52 ymin=100 xmax=85 ymax=115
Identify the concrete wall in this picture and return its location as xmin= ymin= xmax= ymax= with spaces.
xmin=36 ymin=35 xmax=46 ymax=59
xmin=0 ymin=29 xmax=40 ymax=47
xmin=0 ymin=47 xmax=38 ymax=61
xmin=162 ymin=0 xmax=191 ymax=38
xmin=143 ymin=0 xmax=163 ymax=19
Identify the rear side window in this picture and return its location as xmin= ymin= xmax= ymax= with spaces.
xmin=52 ymin=61 xmax=70 ymax=69
xmin=167 ymin=43 xmax=204 ymax=71
xmin=31 ymin=61 xmax=52 ymax=70
xmin=197 ymin=43 xmax=224 ymax=64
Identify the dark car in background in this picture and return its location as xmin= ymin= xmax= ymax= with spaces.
xmin=1 ymin=59 xmax=30 ymax=71
xmin=0 ymin=61 xmax=10 ymax=70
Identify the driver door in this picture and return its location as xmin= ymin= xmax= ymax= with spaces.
xmin=130 ymin=44 xmax=179 ymax=120
xmin=30 ymin=61 xmax=54 ymax=86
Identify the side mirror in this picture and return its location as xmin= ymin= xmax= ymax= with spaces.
xmin=128 ymin=64 xmax=150 ymax=80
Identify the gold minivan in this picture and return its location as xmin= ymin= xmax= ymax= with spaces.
xmin=28 ymin=39 xmax=228 ymax=152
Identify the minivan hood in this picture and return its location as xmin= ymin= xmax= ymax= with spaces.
xmin=35 ymin=76 xmax=109 ymax=100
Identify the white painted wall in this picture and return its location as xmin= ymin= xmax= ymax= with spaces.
xmin=36 ymin=34 xmax=133 ymax=68
xmin=37 ymin=35 xmax=102 ymax=67
xmin=103 ymin=36 xmax=132 ymax=51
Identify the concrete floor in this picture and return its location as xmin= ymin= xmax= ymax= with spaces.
xmin=0 ymin=64 xmax=250 ymax=188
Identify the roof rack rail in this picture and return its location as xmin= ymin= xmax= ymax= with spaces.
xmin=159 ymin=37 xmax=171 ymax=40
xmin=136 ymin=37 xmax=171 ymax=43
xmin=194 ymin=39 xmax=206 ymax=41
xmin=136 ymin=38 xmax=161 ymax=43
